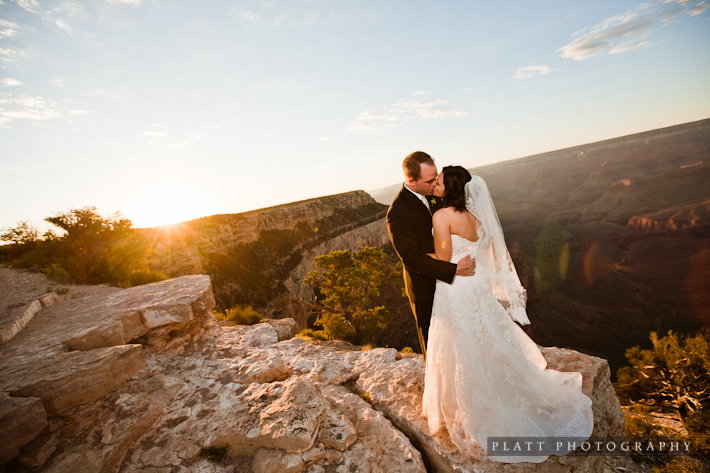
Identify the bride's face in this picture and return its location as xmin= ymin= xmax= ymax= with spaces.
xmin=433 ymin=173 xmax=445 ymax=198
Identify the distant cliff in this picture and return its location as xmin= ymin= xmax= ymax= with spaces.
xmin=471 ymin=119 xmax=710 ymax=375
xmin=140 ymin=190 xmax=388 ymax=312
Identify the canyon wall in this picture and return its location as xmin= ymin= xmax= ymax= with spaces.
xmin=140 ymin=191 xmax=388 ymax=313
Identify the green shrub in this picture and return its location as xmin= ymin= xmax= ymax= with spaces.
xmin=297 ymin=328 xmax=328 ymax=341
xmin=126 ymin=269 xmax=168 ymax=287
xmin=315 ymin=312 xmax=357 ymax=342
xmin=44 ymin=263 xmax=71 ymax=283
xmin=683 ymin=409 xmax=710 ymax=455
xmin=213 ymin=305 xmax=262 ymax=325
xmin=615 ymin=331 xmax=710 ymax=419
xmin=652 ymin=456 xmax=706 ymax=473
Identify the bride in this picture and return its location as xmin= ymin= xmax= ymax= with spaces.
xmin=422 ymin=165 xmax=594 ymax=463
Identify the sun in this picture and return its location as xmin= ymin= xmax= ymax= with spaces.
xmin=126 ymin=185 xmax=209 ymax=228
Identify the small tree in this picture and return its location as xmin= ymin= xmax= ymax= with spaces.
xmin=615 ymin=330 xmax=710 ymax=419
xmin=1 ymin=221 xmax=41 ymax=263
xmin=4 ymin=206 xmax=163 ymax=287
xmin=1 ymin=221 xmax=39 ymax=246
xmin=303 ymin=246 xmax=400 ymax=344
xmin=44 ymin=206 xmax=148 ymax=284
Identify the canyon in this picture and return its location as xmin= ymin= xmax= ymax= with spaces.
xmin=140 ymin=190 xmax=389 ymax=319
xmin=372 ymin=118 xmax=710 ymax=373
xmin=2 ymin=118 xmax=708 ymax=472
xmin=128 ymin=118 xmax=710 ymax=375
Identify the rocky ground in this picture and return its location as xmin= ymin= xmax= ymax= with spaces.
xmin=0 ymin=267 xmax=649 ymax=472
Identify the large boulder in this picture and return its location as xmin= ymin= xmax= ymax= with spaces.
xmin=0 ymin=275 xmax=215 ymax=468
xmin=8 ymin=344 xmax=145 ymax=415
xmin=356 ymin=349 xmax=625 ymax=472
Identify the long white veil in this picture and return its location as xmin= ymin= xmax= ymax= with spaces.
xmin=465 ymin=175 xmax=530 ymax=325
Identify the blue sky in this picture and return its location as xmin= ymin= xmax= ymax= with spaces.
xmin=1 ymin=0 xmax=709 ymax=229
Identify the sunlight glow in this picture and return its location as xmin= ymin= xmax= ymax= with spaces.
xmin=126 ymin=185 xmax=209 ymax=228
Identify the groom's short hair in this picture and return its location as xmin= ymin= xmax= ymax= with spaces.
xmin=403 ymin=151 xmax=435 ymax=180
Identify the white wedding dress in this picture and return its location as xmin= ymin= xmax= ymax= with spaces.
xmin=422 ymin=177 xmax=594 ymax=464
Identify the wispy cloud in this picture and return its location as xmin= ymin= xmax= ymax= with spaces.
xmin=238 ymin=10 xmax=261 ymax=22
xmin=558 ymin=0 xmax=708 ymax=60
xmin=168 ymin=131 xmax=202 ymax=150
xmin=1 ymin=78 xmax=22 ymax=86
xmin=40 ymin=1 xmax=89 ymax=35
xmin=55 ymin=18 xmax=73 ymax=34
xmin=609 ymin=38 xmax=650 ymax=54
xmin=14 ymin=0 xmax=40 ymax=14
xmin=142 ymin=124 xmax=168 ymax=144
xmin=558 ymin=11 xmax=657 ymax=60
xmin=141 ymin=123 xmax=208 ymax=149
xmin=0 ymin=93 xmax=62 ymax=125
xmin=688 ymin=1 xmax=709 ymax=15
xmin=51 ymin=1 xmax=86 ymax=17
xmin=231 ymin=4 xmax=324 ymax=28
xmin=348 ymin=93 xmax=470 ymax=134
xmin=0 ymin=48 xmax=27 ymax=65
xmin=0 ymin=19 xmax=20 ymax=38
xmin=515 ymin=65 xmax=555 ymax=80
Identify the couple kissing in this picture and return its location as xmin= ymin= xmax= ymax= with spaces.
xmin=386 ymin=151 xmax=594 ymax=463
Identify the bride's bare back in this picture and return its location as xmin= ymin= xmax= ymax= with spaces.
xmin=432 ymin=207 xmax=478 ymax=262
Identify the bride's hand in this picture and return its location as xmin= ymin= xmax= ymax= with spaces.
xmin=455 ymin=255 xmax=476 ymax=276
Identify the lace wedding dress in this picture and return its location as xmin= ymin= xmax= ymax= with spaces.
xmin=422 ymin=177 xmax=594 ymax=464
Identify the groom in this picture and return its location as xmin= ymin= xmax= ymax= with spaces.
xmin=386 ymin=151 xmax=475 ymax=358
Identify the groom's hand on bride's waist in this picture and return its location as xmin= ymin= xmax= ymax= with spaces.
xmin=455 ymin=256 xmax=476 ymax=277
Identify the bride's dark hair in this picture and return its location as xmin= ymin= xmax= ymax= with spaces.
xmin=441 ymin=165 xmax=472 ymax=212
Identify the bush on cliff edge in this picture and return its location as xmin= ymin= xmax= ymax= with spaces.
xmin=302 ymin=246 xmax=404 ymax=345
xmin=1 ymin=207 xmax=165 ymax=287
xmin=213 ymin=305 xmax=263 ymax=325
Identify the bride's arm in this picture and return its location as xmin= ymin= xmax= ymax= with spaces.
xmin=432 ymin=211 xmax=453 ymax=262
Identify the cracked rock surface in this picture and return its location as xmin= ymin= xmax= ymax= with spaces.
xmin=0 ymin=273 xmax=630 ymax=472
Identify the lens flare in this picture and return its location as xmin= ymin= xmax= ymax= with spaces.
xmin=583 ymin=242 xmax=624 ymax=286
xmin=559 ymin=242 xmax=570 ymax=281
xmin=535 ymin=223 xmax=571 ymax=286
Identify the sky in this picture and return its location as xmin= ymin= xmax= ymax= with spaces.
xmin=1 ymin=0 xmax=709 ymax=230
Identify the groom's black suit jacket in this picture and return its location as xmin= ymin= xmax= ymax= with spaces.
xmin=386 ymin=185 xmax=457 ymax=349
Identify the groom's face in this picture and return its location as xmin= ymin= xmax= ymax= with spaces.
xmin=410 ymin=163 xmax=438 ymax=196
